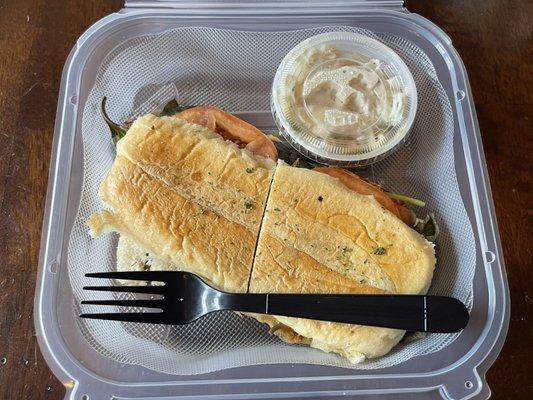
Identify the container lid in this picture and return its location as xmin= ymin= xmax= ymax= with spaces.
xmin=271 ymin=31 xmax=417 ymax=165
xmin=35 ymin=6 xmax=508 ymax=400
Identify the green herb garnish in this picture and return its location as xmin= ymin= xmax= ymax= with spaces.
xmin=194 ymin=208 xmax=206 ymax=216
xmin=244 ymin=200 xmax=254 ymax=210
xmin=246 ymin=167 xmax=255 ymax=173
xmin=373 ymin=246 xmax=387 ymax=255
xmin=141 ymin=262 xmax=150 ymax=271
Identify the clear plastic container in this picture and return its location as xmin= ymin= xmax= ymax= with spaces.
xmin=272 ymin=31 xmax=417 ymax=166
xmin=34 ymin=1 xmax=509 ymax=399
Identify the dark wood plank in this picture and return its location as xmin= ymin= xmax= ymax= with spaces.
xmin=405 ymin=3 xmax=533 ymax=398
xmin=0 ymin=1 xmax=530 ymax=399
xmin=0 ymin=1 xmax=122 ymax=399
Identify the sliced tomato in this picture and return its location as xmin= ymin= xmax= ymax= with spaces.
xmin=175 ymin=106 xmax=278 ymax=160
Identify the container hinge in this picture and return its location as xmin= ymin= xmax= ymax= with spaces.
xmin=123 ymin=1 xmax=406 ymax=13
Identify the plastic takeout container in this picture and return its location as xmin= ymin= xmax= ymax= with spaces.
xmin=272 ymin=31 xmax=417 ymax=166
xmin=35 ymin=1 xmax=509 ymax=399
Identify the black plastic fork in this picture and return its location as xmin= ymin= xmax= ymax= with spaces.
xmin=80 ymin=271 xmax=469 ymax=333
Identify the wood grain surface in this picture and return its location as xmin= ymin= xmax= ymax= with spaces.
xmin=0 ymin=1 xmax=530 ymax=399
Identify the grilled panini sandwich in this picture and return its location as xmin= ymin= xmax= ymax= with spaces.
xmin=88 ymin=110 xmax=436 ymax=362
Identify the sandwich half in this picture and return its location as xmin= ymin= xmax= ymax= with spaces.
xmin=88 ymin=114 xmax=276 ymax=292
xmin=248 ymin=162 xmax=436 ymax=362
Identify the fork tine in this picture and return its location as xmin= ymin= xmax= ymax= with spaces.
xmin=85 ymin=271 xmax=175 ymax=282
xmin=83 ymin=285 xmax=166 ymax=295
xmin=81 ymin=299 xmax=164 ymax=308
xmin=79 ymin=312 xmax=172 ymax=324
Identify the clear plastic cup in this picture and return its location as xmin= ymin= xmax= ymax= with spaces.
xmin=272 ymin=32 xmax=417 ymax=166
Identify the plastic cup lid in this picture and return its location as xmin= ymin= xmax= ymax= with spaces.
xmin=272 ymin=32 xmax=417 ymax=165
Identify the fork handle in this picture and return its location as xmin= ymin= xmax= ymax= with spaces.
xmin=226 ymin=294 xmax=468 ymax=333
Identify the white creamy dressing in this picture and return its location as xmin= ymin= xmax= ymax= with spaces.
xmin=286 ymin=46 xmax=406 ymax=141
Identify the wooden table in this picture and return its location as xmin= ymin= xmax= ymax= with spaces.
xmin=0 ymin=1 xmax=530 ymax=399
